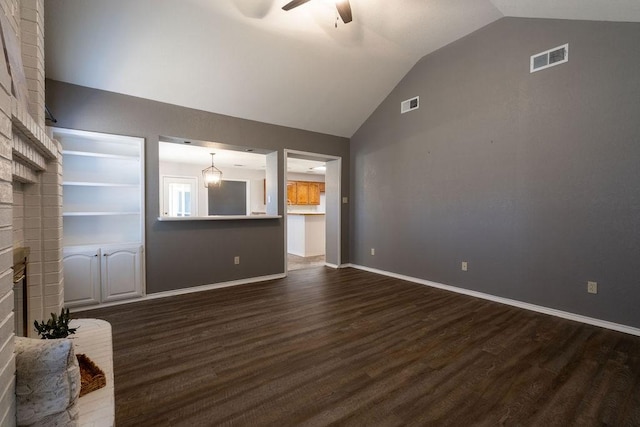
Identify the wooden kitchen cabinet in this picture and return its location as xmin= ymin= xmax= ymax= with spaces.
xmin=308 ymin=182 xmax=320 ymax=204
xmin=319 ymin=182 xmax=325 ymax=193
xmin=287 ymin=181 xmax=297 ymax=205
xmin=288 ymin=181 xmax=322 ymax=205
xmin=296 ymin=182 xmax=309 ymax=204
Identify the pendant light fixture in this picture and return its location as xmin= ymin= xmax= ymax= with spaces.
xmin=202 ymin=153 xmax=222 ymax=188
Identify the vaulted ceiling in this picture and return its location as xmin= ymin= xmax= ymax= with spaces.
xmin=45 ymin=0 xmax=640 ymax=138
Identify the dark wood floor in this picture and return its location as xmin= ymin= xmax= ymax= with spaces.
xmin=79 ymin=267 xmax=640 ymax=426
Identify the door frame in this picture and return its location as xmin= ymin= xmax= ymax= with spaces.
xmin=160 ymin=175 xmax=198 ymax=217
xmin=283 ymin=149 xmax=342 ymax=272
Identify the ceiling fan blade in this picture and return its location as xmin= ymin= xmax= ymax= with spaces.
xmin=336 ymin=0 xmax=353 ymax=23
xmin=282 ymin=0 xmax=312 ymax=11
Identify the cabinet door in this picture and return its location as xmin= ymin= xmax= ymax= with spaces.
xmin=308 ymin=183 xmax=320 ymax=205
xmin=63 ymin=247 xmax=101 ymax=307
xmin=287 ymin=182 xmax=297 ymax=205
xmin=101 ymin=245 xmax=143 ymax=302
xmin=296 ymin=182 xmax=309 ymax=205
xmin=319 ymin=182 xmax=326 ymax=193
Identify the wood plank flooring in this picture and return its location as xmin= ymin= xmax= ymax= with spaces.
xmin=78 ymin=267 xmax=640 ymax=426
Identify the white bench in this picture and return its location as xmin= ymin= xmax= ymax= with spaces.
xmin=70 ymin=319 xmax=115 ymax=427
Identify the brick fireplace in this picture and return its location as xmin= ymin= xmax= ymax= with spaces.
xmin=0 ymin=1 xmax=64 ymax=424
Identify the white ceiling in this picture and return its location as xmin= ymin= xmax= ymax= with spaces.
xmin=159 ymin=142 xmax=266 ymax=169
xmin=45 ymin=1 xmax=640 ymax=138
xmin=159 ymin=141 xmax=326 ymax=175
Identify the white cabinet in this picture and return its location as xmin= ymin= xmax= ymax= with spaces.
xmin=62 ymin=247 xmax=101 ymax=307
xmin=101 ymin=245 xmax=142 ymax=302
xmin=54 ymin=128 xmax=145 ymax=307
xmin=63 ymin=245 xmax=144 ymax=307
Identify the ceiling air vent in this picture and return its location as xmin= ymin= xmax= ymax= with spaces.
xmin=530 ymin=43 xmax=568 ymax=73
xmin=401 ymin=96 xmax=419 ymax=114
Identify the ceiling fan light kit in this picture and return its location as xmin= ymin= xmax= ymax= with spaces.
xmin=282 ymin=0 xmax=353 ymax=25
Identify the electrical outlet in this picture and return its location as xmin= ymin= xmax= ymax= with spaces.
xmin=234 ymin=256 xmax=240 ymax=265
xmin=587 ymin=281 xmax=597 ymax=294
xmin=461 ymin=261 xmax=468 ymax=271
xmin=342 ymin=197 xmax=348 ymax=204
xmin=371 ymin=248 xmax=375 ymax=255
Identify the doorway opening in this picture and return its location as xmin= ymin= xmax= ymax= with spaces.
xmin=284 ymin=150 xmax=341 ymax=272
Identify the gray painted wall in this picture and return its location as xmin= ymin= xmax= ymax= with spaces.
xmin=350 ymin=18 xmax=640 ymax=328
xmin=46 ymin=80 xmax=349 ymax=293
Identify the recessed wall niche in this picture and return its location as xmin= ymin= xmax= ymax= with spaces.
xmin=158 ymin=137 xmax=277 ymax=217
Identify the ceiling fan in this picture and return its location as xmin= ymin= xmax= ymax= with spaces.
xmin=282 ymin=0 xmax=353 ymax=24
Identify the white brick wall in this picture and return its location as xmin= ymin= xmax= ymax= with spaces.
xmin=0 ymin=13 xmax=14 ymax=417
xmin=20 ymin=0 xmax=44 ymax=126
xmin=0 ymin=33 xmax=14 ymax=427
xmin=12 ymin=183 xmax=23 ymax=246
xmin=0 ymin=0 xmax=58 ymax=424
xmin=37 ymin=147 xmax=63 ymax=318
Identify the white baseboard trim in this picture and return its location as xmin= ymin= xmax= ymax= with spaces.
xmin=349 ymin=264 xmax=640 ymax=337
xmin=324 ymin=263 xmax=353 ymax=269
xmin=71 ymin=273 xmax=287 ymax=313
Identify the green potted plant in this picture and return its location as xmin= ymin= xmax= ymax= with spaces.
xmin=33 ymin=308 xmax=77 ymax=339
xmin=32 ymin=309 xmax=105 ymax=396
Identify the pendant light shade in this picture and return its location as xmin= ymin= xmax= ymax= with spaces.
xmin=202 ymin=153 xmax=222 ymax=188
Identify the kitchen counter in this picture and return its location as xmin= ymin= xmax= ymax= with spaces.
xmin=287 ymin=212 xmax=325 ymax=215
xmin=287 ymin=213 xmax=325 ymax=257
xmin=158 ymin=215 xmax=281 ymax=221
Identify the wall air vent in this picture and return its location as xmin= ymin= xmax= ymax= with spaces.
xmin=530 ymin=43 xmax=568 ymax=73
xmin=401 ymin=96 xmax=419 ymax=114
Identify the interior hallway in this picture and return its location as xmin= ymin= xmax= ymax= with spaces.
xmin=287 ymin=254 xmax=326 ymax=271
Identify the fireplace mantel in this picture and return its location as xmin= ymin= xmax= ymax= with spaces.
xmin=11 ymin=98 xmax=57 ymax=183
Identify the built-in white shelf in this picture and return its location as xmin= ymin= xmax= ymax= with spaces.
xmin=63 ymin=212 xmax=140 ymax=217
xmin=55 ymin=127 xmax=145 ymax=309
xmin=64 ymin=182 xmax=139 ymax=188
xmin=62 ymin=150 xmax=140 ymax=160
